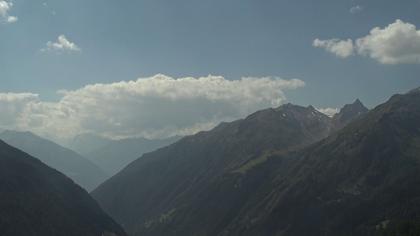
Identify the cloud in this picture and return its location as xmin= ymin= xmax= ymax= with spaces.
xmin=0 ymin=75 xmax=305 ymax=141
xmin=313 ymin=20 xmax=420 ymax=64
xmin=0 ymin=93 xmax=39 ymax=129
xmin=42 ymin=35 xmax=81 ymax=53
xmin=356 ymin=20 xmax=420 ymax=64
xmin=349 ymin=5 xmax=363 ymax=14
xmin=313 ymin=38 xmax=354 ymax=58
xmin=0 ymin=0 xmax=17 ymax=24
xmin=6 ymin=15 xmax=16 ymax=22
xmin=316 ymin=107 xmax=339 ymax=117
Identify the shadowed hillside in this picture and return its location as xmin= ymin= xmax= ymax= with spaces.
xmin=0 ymin=140 xmax=127 ymax=236
xmin=0 ymin=131 xmax=108 ymax=191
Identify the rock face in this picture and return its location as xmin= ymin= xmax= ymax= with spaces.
xmin=93 ymin=91 xmax=420 ymax=236
xmin=0 ymin=131 xmax=108 ymax=191
xmin=0 ymin=140 xmax=127 ymax=236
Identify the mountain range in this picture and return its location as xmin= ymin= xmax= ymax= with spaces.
xmin=2 ymin=88 xmax=419 ymax=236
xmin=92 ymin=97 xmax=391 ymax=236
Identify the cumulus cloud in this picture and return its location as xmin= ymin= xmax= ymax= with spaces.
xmin=349 ymin=5 xmax=363 ymax=14
xmin=356 ymin=20 xmax=420 ymax=64
xmin=313 ymin=19 xmax=420 ymax=64
xmin=0 ymin=93 xmax=39 ymax=129
xmin=316 ymin=107 xmax=339 ymax=117
xmin=42 ymin=35 xmax=81 ymax=53
xmin=313 ymin=38 xmax=354 ymax=58
xmin=0 ymin=75 xmax=305 ymax=141
xmin=0 ymin=0 xmax=17 ymax=24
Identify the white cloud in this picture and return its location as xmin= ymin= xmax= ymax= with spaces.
xmin=42 ymin=35 xmax=81 ymax=53
xmin=313 ymin=20 xmax=420 ymax=64
xmin=0 ymin=75 xmax=305 ymax=141
xmin=313 ymin=38 xmax=354 ymax=58
xmin=6 ymin=15 xmax=16 ymax=22
xmin=0 ymin=93 xmax=39 ymax=129
xmin=0 ymin=0 xmax=17 ymax=24
xmin=356 ymin=20 xmax=420 ymax=64
xmin=316 ymin=107 xmax=339 ymax=117
xmin=349 ymin=5 xmax=363 ymax=14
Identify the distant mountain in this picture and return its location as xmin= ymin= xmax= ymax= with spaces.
xmin=87 ymin=136 xmax=181 ymax=175
xmin=68 ymin=133 xmax=180 ymax=176
xmin=0 ymin=131 xmax=108 ymax=191
xmin=332 ymin=98 xmax=369 ymax=130
xmin=95 ymin=90 xmax=420 ymax=236
xmin=68 ymin=133 xmax=112 ymax=157
xmin=0 ymin=140 xmax=127 ymax=236
xmin=92 ymin=104 xmax=335 ymax=235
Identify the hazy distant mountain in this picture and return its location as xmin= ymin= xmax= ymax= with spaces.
xmin=332 ymin=98 xmax=369 ymax=130
xmin=87 ymin=136 xmax=181 ymax=175
xmin=68 ymin=133 xmax=112 ymax=157
xmin=92 ymin=104 xmax=335 ymax=235
xmin=68 ymin=133 xmax=180 ymax=176
xmin=0 ymin=140 xmax=127 ymax=236
xmin=0 ymin=131 xmax=108 ymax=191
xmin=91 ymin=91 xmax=420 ymax=236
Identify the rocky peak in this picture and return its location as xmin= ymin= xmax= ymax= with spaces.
xmin=332 ymin=99 xmax=369 ymax=130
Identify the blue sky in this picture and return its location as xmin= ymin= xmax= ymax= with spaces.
xmin=0 ymin=0 xmax=420 ymax=141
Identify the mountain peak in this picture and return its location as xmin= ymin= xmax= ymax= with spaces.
xmin=338 ymin=99 xmax=368 ymax=115
xmin=352 ymin=98 xmax=366 ymax=108
xmin=307 ymin=105 xmax=316 ymax=111
xmin=332 ymin=99 xmax=369 ymax=130
xmin=276 ymin=103 xmax=320 ymax=113
xmin=271 ymin=103 xmax=330 ymax=124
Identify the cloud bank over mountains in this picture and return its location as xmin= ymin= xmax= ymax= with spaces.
xmin=314 ymin=20 xmax=420 ymax=64
xmin=0 ymin=75 xmax=304 ymax=141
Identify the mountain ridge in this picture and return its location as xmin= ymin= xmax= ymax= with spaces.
xmin=0 ymin=139 xmax=127 ymax=236
xmin=92 ymin=100 xmax=369 ymax=235
xmin=332 ymin=98 xmax=369 ymax=130
xmin=224 ymin=88 xmax=420 ymax=235
xmin=0 ymin=130 xmax=107 ymax=191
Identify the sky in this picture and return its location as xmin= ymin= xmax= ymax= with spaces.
xmin=1 ymin=0 xmax=420 ymax=142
